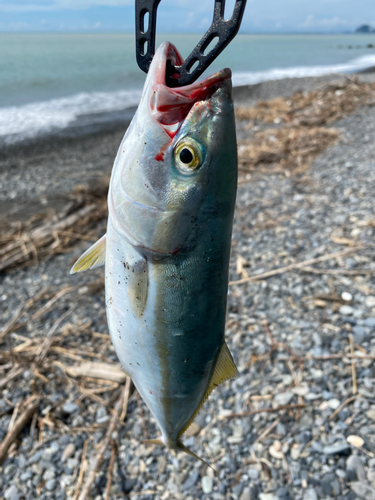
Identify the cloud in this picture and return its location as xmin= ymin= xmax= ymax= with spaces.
xmin=0 ymin=0 xmax=133 ymax=11
xmin=299 ymin=14 xmax=350 ymax=28
xmin=0 ymin=0 xmax=195 ymax=11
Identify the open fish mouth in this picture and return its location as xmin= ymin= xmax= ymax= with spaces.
xmin=150 ymin=42 xmax=231 ymax=130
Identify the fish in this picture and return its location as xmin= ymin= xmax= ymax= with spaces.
xmin=71 ymin=41 xmax=238 ymax=465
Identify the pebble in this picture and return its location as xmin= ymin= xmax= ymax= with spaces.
xmin=248 ymin=468 xmax=260 ymax=480
xmin=184 ymin=421 xmax=201 ymax=437
xmin=347 ymin=435 xmax=364 ymax=448
xmin=62 ymin=402 xmax=80 ymax=414
xmin=269 ymin=440 xmax=284 ymax=459
xmin=181 ymin=470 xmax=199 ymax=491
xmin=366 ymin=409 xmax=375 ymax=420
xmin=323 ymin=442 xmax=351 ymax=455
xmin=303 ymin=489 xmax=318 ymax=500
xmin=364 ymin=317 xmax=375 ymax=328
xmin=290 ymin=445 xmax=300 ymax=460
xmin=4 ymin=485 xmax=20 ymax=500
xmin=62 ymin=443 xmax=75 ymax=462
xmin=20 ymin=471 xmax=32 ymax=482
xmin=259 ymin=494 xmax=276 ymax=500
xmin=201 ymin=475 xmax=213 ymax=494
xmin=274 ymin=392 xmax=294 ymax=405
xmin=365 ymin=296 xmax=375 ymax=308
xmin=342 ymin=292 xmax=353 ymax=301
xmin=340 ymin=305 xmax=354 ymax=315
xmin=43 ymin=469 xmax=56 ymax=480
xmin=327 ymin=398 xmax=341 ymax=410
xmin=240 ymin=488 xmax=252 ymax=500
xmin=46 ymin=479 xmax=57 ymax=491
xmin=350 ymin=482 xmax=375 ymax=500
xmin=353 ymin=325 xmax=366 ymax=343
xmin=347 ymin=455 xmax=366 ymax=482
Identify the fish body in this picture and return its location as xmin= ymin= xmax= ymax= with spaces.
xmin=72 ymin=42 xmax=238 ymax=457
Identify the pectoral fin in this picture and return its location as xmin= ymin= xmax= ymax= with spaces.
xmin=70 ymin=234 xmax=106 ymax=274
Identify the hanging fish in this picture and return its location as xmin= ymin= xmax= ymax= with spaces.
xmin=71 ymin=41 xmax=238 ymax=464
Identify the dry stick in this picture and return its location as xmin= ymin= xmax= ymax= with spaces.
xmin=0 ymin=365 xmax=24 ymax=390
xmin=0 ymin=396 xmax=40 ymax=465
xmin=302 ymin=266 xmax=375 ymax=276
xmin=77 ymin=378 xmax=131 ymax=500
xmin=30 ymin=285 xmax=77 ymax=321
xmin=328 ymin=395 xmax=358 ymax=421
xmin=104 ymin=440 xmax=117 ymax=500
xmin=277 ymin=353 xmax=375 ymax=362
xmin=229 ymin=245 xmax=367 ymax=285
xmin=34 ymin=307 xmax=75 ymax=364
xmin=219 ymin=404 xmax=308 ymax=420
xmin=74 ymin=439 xmax=89 ymax=500
xmin=349 ymin=333 xmax=357 ymax=396
xmin=0 ymin=305 xmax=24 ymax=343
xmin=254 ymin=416 xmax=282 ymax=444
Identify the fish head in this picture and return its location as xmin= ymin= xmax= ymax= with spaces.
xmin=109 ymin=41 xmax=237 ymax=256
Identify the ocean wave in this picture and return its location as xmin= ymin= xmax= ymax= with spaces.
xmin=0 ymin=88 xmax=142 ymax=145
xmin=1 ymin=54 xmax=375 ymax=145
xmin=232 ymin=54 xmax=375 ymax=87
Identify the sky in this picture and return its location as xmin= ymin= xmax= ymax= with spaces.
xmin=0 ymin=0 xmax=374 ymax=33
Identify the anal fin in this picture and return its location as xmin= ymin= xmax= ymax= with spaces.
xmin=70 ymin=234 xmax=106 ymax=274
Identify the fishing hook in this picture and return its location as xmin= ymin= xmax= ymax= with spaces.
xmin=135 ymin=0 xmax=247 ymax=87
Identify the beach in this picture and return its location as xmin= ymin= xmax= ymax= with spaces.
xmin=1 ymin=71 xmax=375 ymax=499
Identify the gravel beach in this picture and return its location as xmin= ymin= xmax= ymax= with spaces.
xmin=1 ymin=73 xmax=375 ymax=500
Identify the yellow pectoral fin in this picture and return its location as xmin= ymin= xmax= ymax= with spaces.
xmin=70 ymin=234 xmax=106 ymax=274
xmin=179 ymin=342 xmax=239 ymax=438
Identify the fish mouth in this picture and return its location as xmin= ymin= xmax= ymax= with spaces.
xmin=149 ymin=42 xmax=231 ymax=131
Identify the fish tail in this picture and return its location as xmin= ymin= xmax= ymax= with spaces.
xmin=144 ymin=437 xmax=215 ymax=472
xmin=176 ymin=439 xmax=216 ymax=473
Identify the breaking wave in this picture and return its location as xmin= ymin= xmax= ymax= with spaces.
xmin=1 ymin=54 xmax=375 ymax=146
xmin=0 ymin=89 xmax=142 ymax=145
xmin=231 ymin=54 xmax=375 ymax=87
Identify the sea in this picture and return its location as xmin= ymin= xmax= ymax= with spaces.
xmin=1 ymin=32 xmax=375 ymax=146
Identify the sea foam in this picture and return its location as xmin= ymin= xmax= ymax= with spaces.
xmin=1 ymin=54 xmax=375 ymax=145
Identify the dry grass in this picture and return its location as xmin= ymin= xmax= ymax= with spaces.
xmin=238 ymin=126 xmax=339 ymax=171
xmin=236 ymin=77 xmax=375 ymax=172
xmin=235 ymin=77 xmax=375 ymax=126
xmin=0 ymin=183 xmax=109 ymax=273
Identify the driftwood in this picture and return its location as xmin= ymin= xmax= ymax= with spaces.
xmin=65 ymin=361 xmax=127 ymax=384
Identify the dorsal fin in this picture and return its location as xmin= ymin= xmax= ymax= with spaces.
xmin=70 ymin=234 xmax=106 ymax=274
xmin=178 ymin=342 xmax=239 ymax=438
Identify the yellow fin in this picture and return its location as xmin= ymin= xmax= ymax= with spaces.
xmin=178 ymin=342 xmax=239 ymax=438
xmin=70 ymin=234 xmax=106 ymax=274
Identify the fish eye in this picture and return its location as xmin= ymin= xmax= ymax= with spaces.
xmin=174 ymin=138 xmax=203 ymax=173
